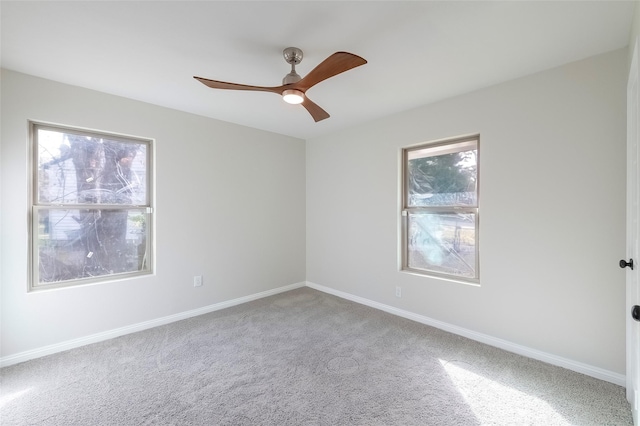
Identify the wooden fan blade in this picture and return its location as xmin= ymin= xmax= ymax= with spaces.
xmin=295 ymin=52 xmax=367 ymax=92
xmin=194 ymin=76 xmax=283 ymax=94
xmin=301 ymin=97 xmax=330 ymax=122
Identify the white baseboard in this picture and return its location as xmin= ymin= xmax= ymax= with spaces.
xmin=305 ymin=281 xmax=626 ymax=387
xmin=0 ymin=282 xmax=305 ymax=368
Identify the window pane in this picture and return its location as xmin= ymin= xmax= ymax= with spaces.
xmin=37 ymin=208 xmax=149 ymax=284
xmin=407 ymin=212 xmax=476 ymax=278
xmin=407 ymin=144 xmax=477 ymax=207
xmin=37 ymin=128 xmax=148 ymax=205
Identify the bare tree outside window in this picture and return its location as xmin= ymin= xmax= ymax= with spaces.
xmin=31 ymin=123 xmax=153 ymax=290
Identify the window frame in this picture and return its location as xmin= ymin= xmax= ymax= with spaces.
xmin=400 ymin=134 xmax=480 ymax=284
xmin=28 ymin=121 xmax=155 ymax=291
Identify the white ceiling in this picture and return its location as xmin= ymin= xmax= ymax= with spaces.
xmin=1 ymin=1 xmax=635 ymax=140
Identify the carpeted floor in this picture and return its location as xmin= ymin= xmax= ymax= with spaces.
xmin=0 ymin=287 xmax=633 ymax=425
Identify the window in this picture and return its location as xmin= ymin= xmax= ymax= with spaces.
xmin=30 ymin=122 xmax=153 ymax=290
xmin=401 ymin=135 xmax=479 ymax=282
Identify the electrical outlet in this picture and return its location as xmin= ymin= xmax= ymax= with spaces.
xmin=395 ymin=286 xmax=402 ymax=298
xmin=193 ymin=275 xmax=203 ymax=287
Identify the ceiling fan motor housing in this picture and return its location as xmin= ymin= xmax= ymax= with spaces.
xmin=283 ymin=71 xmax=301 ymax=85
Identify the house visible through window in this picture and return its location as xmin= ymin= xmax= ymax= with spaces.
xmin=30 ymin=122 xmax=153 ymax=290
xmin=401 ymin=135 xmax=479 ymax=282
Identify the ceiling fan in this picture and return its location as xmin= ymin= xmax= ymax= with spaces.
xmin=194 ymin=47 xmax=367 ymax=122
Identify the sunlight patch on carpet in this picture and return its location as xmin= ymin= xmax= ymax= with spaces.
xmin=439 ymin=359 xmax=570 ymax=425
xmin=0 ymin=387 xmax=31 ymax=409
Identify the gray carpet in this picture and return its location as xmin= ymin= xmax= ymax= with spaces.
xmin=0 ymin=287 xmax=633 ymax=425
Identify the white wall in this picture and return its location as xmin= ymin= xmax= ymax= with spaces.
xmin=306 ymin=48 xmax=628 ymax=375
xmin=629 ymin=1 xmax=640 ymax=67
xmin=0 ymin=70 xmax=306 ymax=358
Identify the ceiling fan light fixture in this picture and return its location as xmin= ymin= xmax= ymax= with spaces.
xmin=282 ymin=89 xmax=304 ymax=105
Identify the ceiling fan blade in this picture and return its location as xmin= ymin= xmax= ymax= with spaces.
xmin=194 ymin=76 xmax=283 ymax=94
xmin=301 ymin=97 xmax=330 ymax=122
xmin=294 ymin=52 xmax=367 ymax=92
